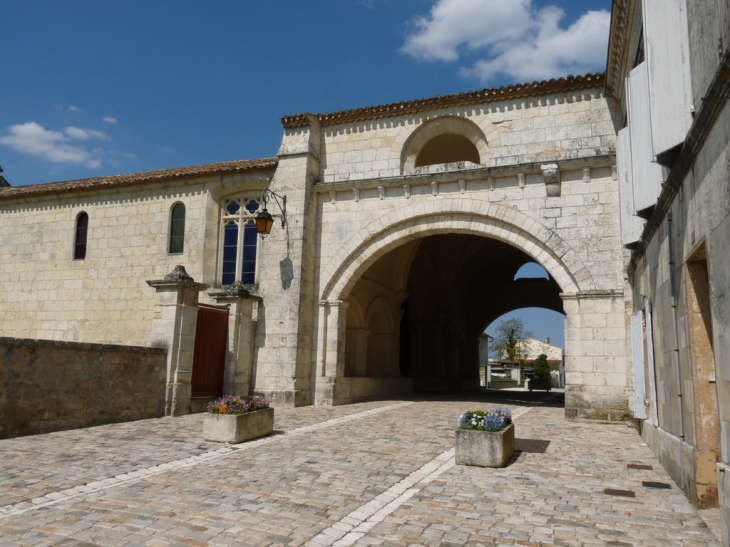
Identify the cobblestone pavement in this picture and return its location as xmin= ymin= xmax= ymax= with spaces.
xmin=0 ymin=392 xmax=721 ymax=546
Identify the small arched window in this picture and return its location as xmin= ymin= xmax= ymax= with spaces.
xmin=169 ymin=203 xmax=186 ymax=254
xmin=74 ymin=212 xmax=89 ymax=260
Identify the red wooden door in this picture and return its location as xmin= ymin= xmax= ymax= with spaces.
xmin=191 ymin=304 xmax=229 ymax=398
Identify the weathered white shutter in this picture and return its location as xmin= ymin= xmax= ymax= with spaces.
xmin=721 ymin=0 xmax=730 ymax=56
xmin=627 ymin=63 xmax=665 ymax=215
xmin=644 ymin=297 xmax=659 ymax=426
xmin=617 ymin=127 xmax=645 ymax=246
xmin=642 ymin=0 xmax=694 ymax=158
xmin=632 ymin=310 xmax=647 ymax=420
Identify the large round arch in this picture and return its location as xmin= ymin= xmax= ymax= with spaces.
xmin=319 ymin=198 xmax=595 ymax=303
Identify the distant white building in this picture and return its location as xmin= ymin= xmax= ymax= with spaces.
xmin=522 ymin=338 xmax=562 ymax=362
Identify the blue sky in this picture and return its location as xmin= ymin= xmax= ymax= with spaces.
xmin=2 ymin=0 xmax=611 ymax=187
xmin=2 ymin=0 xmax=610 ymax=346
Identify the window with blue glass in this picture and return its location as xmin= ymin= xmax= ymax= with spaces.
xmin=220 ymin=197 xmax=261 ymax=285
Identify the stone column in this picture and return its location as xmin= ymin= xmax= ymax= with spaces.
xmin=147 ymin=266 xmax=208 ymax=417
xmin=208 ymin=281 xmax=261 ymax=397
xmin=252 ymin=114 xmax=322 ymax=407
xmin=314 ymin=300 xmax=349 ymax=405
xmin=562 ymin=290 xmax=631 ymax=421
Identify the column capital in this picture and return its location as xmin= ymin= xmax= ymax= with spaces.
xmin=208 ymin=281 xmax=262 ymax=303
xmin=147 ymin=265 xmax=208 ymax=292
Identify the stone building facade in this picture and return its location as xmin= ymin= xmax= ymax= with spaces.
xmin=608 ymin=0 xmax=730 ymax=541
xmin=0 ymin=74 xmax=632 ymax=423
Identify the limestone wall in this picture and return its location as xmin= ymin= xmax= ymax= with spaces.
xmin=321 ymin=87 xmax=618 ymax=182
xmin=632 ymin=100 xmax=730 ymax=507
xmin=312 ymin=151 xmax=631 ymax=415
xmin=0 ymin=337 xmax=167 ymax=438
xmin=0 ymin=172 xmax=270 ymax=346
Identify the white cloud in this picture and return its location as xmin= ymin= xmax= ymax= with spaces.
xmin=64 ymin=126 xmax=110 ymax=141
xmin=102 ymin=116 xmax=118 ymax=124
xmin=0 ymin=122 xmax=107 ymax=168
xmin=401 ymin=0 xmax=609 ymax=83
xmin=68 ymin=105 xmax=82 ymax=112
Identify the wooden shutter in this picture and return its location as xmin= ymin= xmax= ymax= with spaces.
xmin=632 ymin=310 xmax=647 ymax=420
xmin=617 ymin=127 xmax=645 ymax=246
xmin=642 ymin=0 xmax=694 ymax=157
xmin=627 ymin=63 xmax=665 ymax=215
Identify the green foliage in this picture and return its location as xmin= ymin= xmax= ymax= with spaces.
xmin=490 ymin=317 xmax=533 ymax=362
xmin=532 ymin=353 xmax=551 ymax=381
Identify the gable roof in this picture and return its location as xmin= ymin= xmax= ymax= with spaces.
xmin=0 ymin=157 xmax=279 ymax=200
xmin=281 ymin=72 xmax=606 ymax=128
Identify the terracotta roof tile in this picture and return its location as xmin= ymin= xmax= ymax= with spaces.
xmin=0 ymin=157 xmax=279 ymax=200
xmin=281 ymin=73 xmax=606 ymax=128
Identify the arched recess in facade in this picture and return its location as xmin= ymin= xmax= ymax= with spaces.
xmin=394 ymin=115 xmax=501 ymax=174
xmin=320 ymin=199 xmax=595 ymax=303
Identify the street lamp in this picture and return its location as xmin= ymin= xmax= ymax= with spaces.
xmin=255 ymin=188 xmax=287 ymax=239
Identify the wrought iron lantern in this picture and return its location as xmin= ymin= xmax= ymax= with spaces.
xmin=255 ymin=188 xmax=286 ymax=239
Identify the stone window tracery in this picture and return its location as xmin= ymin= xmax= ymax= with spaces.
xmin=220 ymin=197 xmax=261 ymax=285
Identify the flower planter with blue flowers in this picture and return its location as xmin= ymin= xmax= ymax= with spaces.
xmin=455 ymin=408 xmax=514 ymax=468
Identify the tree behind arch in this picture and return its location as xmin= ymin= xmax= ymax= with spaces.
xmin=491 ymin=317 xmax=533 ymax=362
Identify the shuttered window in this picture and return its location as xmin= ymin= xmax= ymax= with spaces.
xmin=627 ymin=63 xmax=664 ymax=215
xmin=642 ymin=0 xmax=694 ymax=158
xmin=616 ymin=127 xmax=644 ymax=246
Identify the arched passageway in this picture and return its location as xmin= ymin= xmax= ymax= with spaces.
xmin=339 ymin=233 xmax=564 ymax=398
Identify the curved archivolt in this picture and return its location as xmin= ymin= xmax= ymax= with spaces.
xmin=319 ymin=199 xmax=595 ymax=302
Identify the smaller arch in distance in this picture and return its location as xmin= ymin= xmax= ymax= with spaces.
xmin=514 ymin=262 xmax=549 ymax=281
xmin=73 ymin=211 xmax=89 ymax=260
xmin=169 ymin=202 xmax=186 ymax=254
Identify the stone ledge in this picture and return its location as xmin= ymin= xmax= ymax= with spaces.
xmin=0 ymin=337 xmax=167 ymax=355
xmin=314 ymin=154 xmax=616 ymax=193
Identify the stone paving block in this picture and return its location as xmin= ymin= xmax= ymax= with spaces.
xmin=0 ymin=395 xmax=722 ymax=546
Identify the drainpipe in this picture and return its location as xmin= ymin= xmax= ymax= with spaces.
xmin=667 ymin=212 xmax=686 ymax=489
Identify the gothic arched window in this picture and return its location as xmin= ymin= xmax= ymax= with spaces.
xmin=221 ymin=197 xmax=261 ymax=285
xmin=169 ymin=203 xmax=186 ymax=254
xmin=74 ymin=212 xmax=89 ymax=260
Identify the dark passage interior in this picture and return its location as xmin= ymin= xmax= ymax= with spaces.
xmin=343 ymin=234 xmax=564 ymax=394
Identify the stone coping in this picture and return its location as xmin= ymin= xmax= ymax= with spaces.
xmin=0 ymin=336 xmax=167 ymax=355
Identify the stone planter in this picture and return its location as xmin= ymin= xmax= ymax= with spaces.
xmin=455 ymin=424 xmax=515 ymax=468
xmin=528 ymin=379 xmax=551 ymax=392
xmin=203 ymin=408 xmax=274 ymax=443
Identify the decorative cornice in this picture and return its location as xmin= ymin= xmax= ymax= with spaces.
xmin=606 ymin=0 xmax=639 ymax=97
xmin=282 ymin=73 xmax=606 ymax=129
xmin=628 ymin=46 xmax=730 ymax=276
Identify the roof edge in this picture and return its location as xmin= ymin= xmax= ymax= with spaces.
xmin=281 ymin=72 xmax=607 ymax=129
xmin=0 ymin=157 xmax=279 ymax=201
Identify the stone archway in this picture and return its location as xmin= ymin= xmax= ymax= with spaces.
xmin=320 ymin=198 xmax=595 ymax=304
xmin=313 ymin=200 xmax=596 ymax=406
